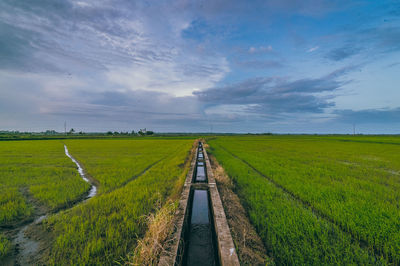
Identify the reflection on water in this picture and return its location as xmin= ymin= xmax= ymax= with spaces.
xmin=186 ymin=190 xmax=217 ymax=266
xmin=64 ymin=145 xmax=97 ymax=199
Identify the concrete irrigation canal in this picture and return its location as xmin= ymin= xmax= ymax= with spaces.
xmin=3 ymin=145 xmax=97 ymax=265
xmin=159 ymin=141 xmax=239 ymax=266
xmin=4 ymin=142 xmax=236 ymax=265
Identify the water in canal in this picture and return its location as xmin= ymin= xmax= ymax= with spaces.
xmin=185 ymin=189 xmax=218 ymax=266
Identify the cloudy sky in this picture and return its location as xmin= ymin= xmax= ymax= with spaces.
xmin=1 ymin=0 xmax=399 ymax=133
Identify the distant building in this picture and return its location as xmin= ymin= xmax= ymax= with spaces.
xmin=139 ymin=128 xmax=147 ymax=135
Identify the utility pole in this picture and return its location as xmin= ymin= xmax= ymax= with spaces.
xmin=353 ymin=123 xmax=355 ymax=135
xmin=64 ymin=121 xmax=67 ymax=135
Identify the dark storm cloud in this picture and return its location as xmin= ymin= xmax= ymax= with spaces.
xmin=194 ymin=66 xmax=354 ymax=114
xmin=334 ymin=108 xmax=400 ymax=124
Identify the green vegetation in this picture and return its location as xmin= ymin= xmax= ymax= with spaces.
xmin=3 ymin=134 xmax=398 ymax=264
xmin=208 ymin=135 xmax=400 ymax=265
xmin=0 ymin=141 xmax=90 ymax=225
xmin=0 ymin=140 xmax=90 ymax=258
xmin=43 ymin=139 xmax=193 ymax=264
xmin=0 ymin=234 xmax=10 ymax=258
xmin=62 ymin=139 xmax=189 ymax=192
xmin=0 ymin=188 xmax=31 ymax=225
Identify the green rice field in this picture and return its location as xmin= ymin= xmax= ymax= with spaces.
xmin=44 ymin=139 xmax=193 ymax=264
xmin=207 ymin=135 xmax=400 ymax=265
xmin=0 ymin=141 xmax=90 ymax=258
xmin=1 ymin=135 xmax=399 ymax=265
xmin=0 ymin=138 xmax=193 ymax=264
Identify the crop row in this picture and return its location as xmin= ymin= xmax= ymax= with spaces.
xmin=208 ymin=136 xmax=400 ymax=264
xmin=0 ymin=141 xmax=91 ymax=225
xmin=43 ymin=139 xmax=193 ymax=264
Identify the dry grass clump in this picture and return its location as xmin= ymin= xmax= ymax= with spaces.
xmin=125 ymin=139 xmax=198 ymax=265
xmin=214 ymin=164 xmax=234 ymax=189
xmin=125 ymin=200 xmax=178 ymax=266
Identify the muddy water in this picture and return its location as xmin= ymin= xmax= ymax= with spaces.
xmin=10 ymin=215 xmax=46 ymax=265
xmin=185 ymin=190 xmax=217 ymax=266
xmin=2 ymin=145 xmax=97 ymax=265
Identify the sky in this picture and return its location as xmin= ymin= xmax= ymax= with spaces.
xmin=0 ymin=0 xmax=399 ymax=133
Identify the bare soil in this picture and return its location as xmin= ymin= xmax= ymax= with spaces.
xmin=1 ymin=187 xmax=50 ymax=266
xmin=206 ymin=147 xmax=273 ymax=266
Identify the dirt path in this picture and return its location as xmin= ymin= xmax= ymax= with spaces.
xmin=1 ymin=144 xmax=97 ymax=265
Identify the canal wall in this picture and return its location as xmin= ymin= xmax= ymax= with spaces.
xmin=159 ymin=141 xmax=239 ymax=266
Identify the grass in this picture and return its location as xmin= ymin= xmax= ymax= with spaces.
xmin=42 ymin=139 xmax=194 ymax=264
xmin=126 ymin=200 xmax=179 ymax=265
xmin=3 ymin=134 xmax=396 ymax=264
xmin=0 ymin=140 xmax=91 ymax=259
xmin=208 ymin=135 xmax=400 ymax=265
xmin=0 ymin=234 xmax=11 ymax=258
xmin=0 ymin=140 xmax=91 ymax=225
xmin=62 ymin=139 xmax=189 ymax=192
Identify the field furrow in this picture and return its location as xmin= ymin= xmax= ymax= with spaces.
xmin=209 ymin=136 xmax=400 ymax=264
xmin=42 ymin=139 xmax=194 ymax=264
xmin=209 ymin=144 xmax=379 ymax=265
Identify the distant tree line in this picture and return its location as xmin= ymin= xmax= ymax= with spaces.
xmin=0 ymin=129 xmax=155 ymax=136
xmin=105 ymin=129 xmax=154 ymax=136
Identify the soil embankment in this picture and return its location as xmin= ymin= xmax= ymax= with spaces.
xmin=206 ymin=149 xmax=273 ymax=266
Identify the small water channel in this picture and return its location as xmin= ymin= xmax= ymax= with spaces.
xmin=3 ymin=145 xmax=97 ymax=265
xmin=64 ymin=145 xmax=97 ymax=199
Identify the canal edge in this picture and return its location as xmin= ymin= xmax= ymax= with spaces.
xmin=158 ymin=142 xmax=197 ymax=266
xmin=158 ymin=141 xmax=240 ymax=266
xmin=204 ymin=142 xmax=240 ymax=266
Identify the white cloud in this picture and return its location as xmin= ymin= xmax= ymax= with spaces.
xmin=307 ymin=46 xmax=319 ymax=52
xmin=248 ymin=45 xmax=273 ymax=54
xmin=106 ymin=57 xmax=229 ymax=97
xmin=73 ymin=1 xmax=92 ymax=8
